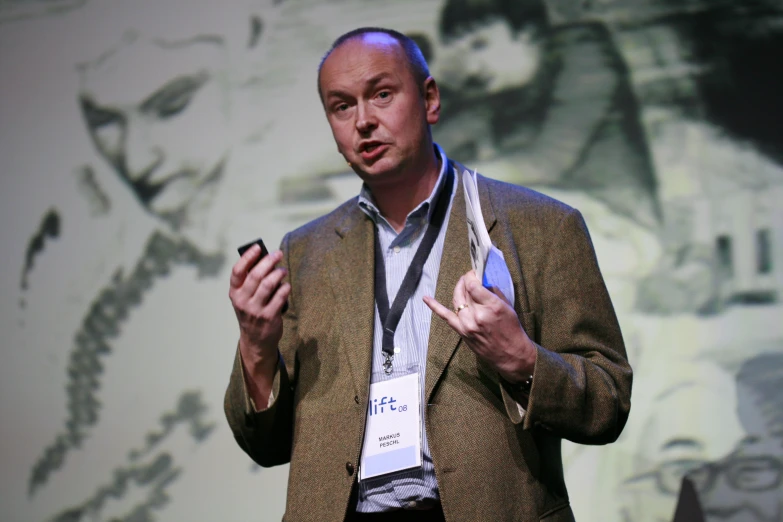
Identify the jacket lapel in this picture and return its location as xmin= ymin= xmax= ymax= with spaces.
xmin=327 ymin=207 xmax=376 ymax=400
xmin=424 ymin=166 xmax=497 ymax=402
xmin=325 ymin=163 xmax=500 ymax=403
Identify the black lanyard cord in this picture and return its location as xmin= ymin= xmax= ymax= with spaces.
xmin=373 ymin=163 xmax=455 ymax=373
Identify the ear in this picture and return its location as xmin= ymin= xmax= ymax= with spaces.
xmin=423 ymin=76 xmax=441 ymax=125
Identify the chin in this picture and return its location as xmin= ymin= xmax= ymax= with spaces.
xmin=357 ymin=160 xmax=400 ymax=179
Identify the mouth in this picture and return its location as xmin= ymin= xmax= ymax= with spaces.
xmin=125 ymin=169 xmax=192 ymax=206
xmin=127 ymin=175 xmax=165 ymax=206
xmin=463 ymin=75 xmax=489 ymax=91
xmin=358 ymin=142 xmax=388 ymax=162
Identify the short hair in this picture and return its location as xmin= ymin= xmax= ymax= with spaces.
xmin=317 ymin=27 xmax=431 ymax=100
xmin=406 ymin=32 xmax=434 ymax=63
xmin=439 ymin=0 xmax=549 ymax=43
xmin=736 ymin=352 xmax=783 ymax=442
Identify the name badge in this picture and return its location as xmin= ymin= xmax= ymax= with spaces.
xmin=359 ymin=372 xmax=422 ymax=481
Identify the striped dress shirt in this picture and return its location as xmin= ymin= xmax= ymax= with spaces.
xmin=355 ymin=144 xmax=456 ymax=512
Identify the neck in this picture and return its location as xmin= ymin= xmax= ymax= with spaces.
xmin=369 ymin=149 xmax=442 ymax=233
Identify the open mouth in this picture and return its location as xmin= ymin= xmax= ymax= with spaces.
xmin=127 ymin=175 xmax=166 ymax=206
xmin=125 ymin=169 xmax=192 ymax=206
xmin=359 ymin=142 xmax=387 ymax=161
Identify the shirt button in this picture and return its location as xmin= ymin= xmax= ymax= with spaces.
xmin=346 ymin=462 xmax=355 ymax=476
xmin=407 ymin=501 xmax=418 ymax=509
xmin=393 ymin=246 xmax=401 ymax=254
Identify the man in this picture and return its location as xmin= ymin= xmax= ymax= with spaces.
xmin=431 ymin=0 xmax=661 ymax=231
xmin=24 ymin=2 xmax=286 ymax=519
xmin=76 ymin=0 xmax=272 ymax=245
xmin=618 ymin=362 xmax=744 ymax=522
xmin=225 ymin=27 xmax=632 ymax=522
xmin=684 ymin=352 xmax=783 ymax=522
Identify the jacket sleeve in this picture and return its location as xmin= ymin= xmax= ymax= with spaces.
xmin=500 ymin=207 xmax=633 ymax=444
xmin=224 ymin=233 xmax=299 ymax=466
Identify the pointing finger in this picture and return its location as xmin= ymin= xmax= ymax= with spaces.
xmin=424 ymin=295 xmax=463 ymax=334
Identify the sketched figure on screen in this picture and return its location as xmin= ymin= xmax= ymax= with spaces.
xmin=431 ymin=0 xmax=660 ymax=232
xmin=79 ymin=34 xmax=231 ymax=234
xmin=687 ymin=352 xmax=783 ymax=522
xmin=619 ymin=362 xmax=744 ymax=522
xmin=27 ymin=3 xmax=279 ymax=518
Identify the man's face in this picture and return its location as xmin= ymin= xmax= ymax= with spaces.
xmin=620 ymin=376 xmax=744 ymax=522
xmin=436 ymin=19 xmax=541 ymax=97
xmin=79 ymin=38 xmax=231 ymax=222
xmin=696 ymin=383 xmax=783 ymax=522
xmin=319 ymin=34 xmax=440 ymax=187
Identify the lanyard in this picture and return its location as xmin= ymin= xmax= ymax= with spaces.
xmin=373 ymin=163 xmax=454 ymax=375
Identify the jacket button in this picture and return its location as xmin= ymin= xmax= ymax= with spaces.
xmin=346 ymin=462 xmax=355 ymax=476
xmin=354 ymin=395 xmax=360 ymax=404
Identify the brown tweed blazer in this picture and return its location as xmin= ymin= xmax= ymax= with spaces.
xmin=225 ymin=167 xmax=632 ymax=522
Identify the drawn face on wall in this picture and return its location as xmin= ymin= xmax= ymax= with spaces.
xmin=79 ymin=36 xmax=232 ymax=226
xmin=695 ymin=382 xmax=783 ymax=522
xmin=435 ymin=19 xmax=541 ymax=97
xmin=620 ymin=374 xmax=744 ymax=522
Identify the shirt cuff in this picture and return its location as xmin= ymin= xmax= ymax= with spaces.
xmin=502 ymin=379 xmax=530 ymax=418
xmin=239 ymin=353 xmax=280 ymax=413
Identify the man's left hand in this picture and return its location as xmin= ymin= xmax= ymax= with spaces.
xmin=423 ymin=270 xmax=536 ymax=384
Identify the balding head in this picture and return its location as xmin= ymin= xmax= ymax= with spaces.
xmin=317 ymin=27 xmax=431 ymax=102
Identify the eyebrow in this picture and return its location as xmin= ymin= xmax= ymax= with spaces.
xmin=740 ymin=435 xmax=760 ymax=445
xmin=661 ymin=438 xmax=704 ymax=451
xmin=79 ymin=96 xmax=123 ymax=127
xmin=139 ymin=72 xmax=210 ymax=111
xmin=152 ymin=34 xmax=225 ymax=49
xmin=324 ymin=72 xmax=395 ymax=100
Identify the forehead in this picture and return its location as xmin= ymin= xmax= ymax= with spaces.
xmin=80 ymin=38 xmax=225 ymax=106
xmin=319 ymin=35 xmax=410 ymax=92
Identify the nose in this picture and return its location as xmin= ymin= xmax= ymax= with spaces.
xmin=122 ymin=121 xmax=163 ymax=181
xmin=355 ymin=101 xmax=377 ymax=135
xmin=699 ymin=472 xmax=742 ymax=517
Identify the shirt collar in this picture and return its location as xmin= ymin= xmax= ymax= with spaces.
xmin=358 ymin=143 xmax=449 ymax=226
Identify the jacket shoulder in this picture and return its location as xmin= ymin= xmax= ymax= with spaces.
xmin=285 ymin=197 xmax=360 ymax=247
xmin=479 ymin=174 xmax=578 ymax=223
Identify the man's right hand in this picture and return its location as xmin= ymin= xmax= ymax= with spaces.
xmin=229 ymin=245 xmax=291 ymax=408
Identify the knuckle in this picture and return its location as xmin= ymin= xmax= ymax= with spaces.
xmin=259 ymin=277 xmax=276 ymax=294
xmin=464 ymin=322 xmax=480 ymax=336
xmin=233 ymin=301 xmax=251 ymax=317
xmin=246 ymin=267 xmax=262 ymax=283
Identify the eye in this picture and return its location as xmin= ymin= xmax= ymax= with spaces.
xmin=471 ymin=37 xmax=487 ymax=51
xmin=81 ymin=98 xmax=122 ymax=129
xmin=153 ymin=92 xmax=192 ymax=118
xmin=378 ymin=91 xmax=390 ymax=99
xmin=141 ymin=72 xmax=209 ymax=120
xmin=336 ymin=103 xmax=349 ymax=112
